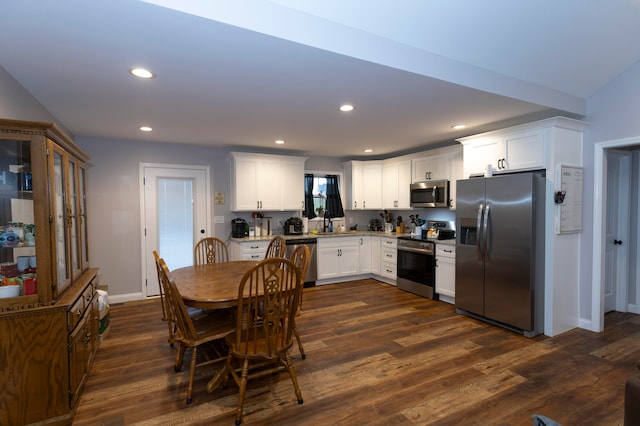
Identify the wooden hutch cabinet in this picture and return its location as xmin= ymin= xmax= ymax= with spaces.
xmin=0 ymin=119 xmax=99 ymax=426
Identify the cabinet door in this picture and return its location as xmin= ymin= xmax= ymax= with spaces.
xmin=78 ymin=164 xmax=90 ymax=270
xmin=338 ymin=244 xmax=359 ymax=276
xmin=280 ymin=158 xmax=305 ymax=211
xmin=412 ymin=154 xmax=451 ymax=182
xmin=233 ymin=158 xmax=259 ymax=211
xmin=382 ymin=160 xmax=411 ymax=209
xmin=358 ymin=236 xmax=371 ymax=273
xmin=51 ymin=144 xmax=71 ymax=296
xmin=361 ymin=163 xmax=382 ymax=209
xmin=462 ymin=138 xmax=501 ymax=178
xmin=371 ymin=236 xmax=380 ymax=275
xmin=68 ymin=157 xmax=82 ymax=280
xmin=256 ymin=158 xmax=282 ymax=210
xmin=349 ymin=161 xmax=363 ymax=209
xmin=382 ymin=162 xmax=399 ymax=208
xmin=503 ymin=130 xmax=545 ymax=171
xmin=69 ymin=314 xmax=90 ymax=407
xmin=396 ymin=160 xmax=412 ymax=208
xmin=449 ymin=150 xmax=463 ymax=210
xmin=436 ymin=253 xmax=456 ymax=300
xmin=317 ymin=246 xmax=340 ymax=279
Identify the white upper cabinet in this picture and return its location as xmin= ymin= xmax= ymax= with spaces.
xmin=448 ymin=149 xmax=464 ymax=210
xmin=412 ymin=153 xmax=451 ymax=182
xmin=280 ymin=157 xmax=305 ymax=211
xmin=502 ymin=129 xmax=546 ymax=171
xmin=411 ymin=147 xmax=463 ymax=210
xmin=382 ymin=159 xmax=411 ymax=209
xmin=343 ymin=160 xmax=382 ymax=210
xmin=459 ymin=127 xmax=546 ymax=178
xmin=230 ymin=152 xmax=306 ymax=212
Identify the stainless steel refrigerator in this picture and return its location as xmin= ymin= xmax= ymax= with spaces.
xmin=455 ymin=172 xmax=545 ymax=337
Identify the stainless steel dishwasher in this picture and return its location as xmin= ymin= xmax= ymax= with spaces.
xmin=285 ymin=237 xmax=317 ymax=287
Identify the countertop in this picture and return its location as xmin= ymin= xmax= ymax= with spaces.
xmin=231 ymin=231 xmax=457 ymax=245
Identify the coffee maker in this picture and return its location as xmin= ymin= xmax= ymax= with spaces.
xmin=231 ymin=218 xmax=248 ymax=238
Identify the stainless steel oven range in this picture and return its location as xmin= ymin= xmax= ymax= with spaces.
xmin=396 ymin=237 xmax=436 ymax=299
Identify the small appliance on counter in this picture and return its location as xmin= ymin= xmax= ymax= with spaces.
xmin=231 ymin=218 xmax=248 ymax=238
xmin=284 ymin=217 xmax=303 ymax=235
xmin=423 ymin=220 xmax=456 ymax=240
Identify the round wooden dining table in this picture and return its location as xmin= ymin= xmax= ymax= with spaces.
xmin=171 ymin=260 xmax=258 ymax=310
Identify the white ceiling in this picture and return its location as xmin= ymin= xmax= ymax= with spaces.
xmin=1 ymin=0 xmax=639 ymax=159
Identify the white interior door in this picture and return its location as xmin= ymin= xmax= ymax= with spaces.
xmin=604 ymin=150 xmax=631 ymax=312
xmin=141 ymin=164 xmax=210 ymax=297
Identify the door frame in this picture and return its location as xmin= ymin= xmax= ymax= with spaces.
xmin=139 ymin=162 xmax=211 ymax=298
xmin=604 ymin=149 xmax=631 ymax=312
xmin=592 ymin=136 xmax=639 ymax=331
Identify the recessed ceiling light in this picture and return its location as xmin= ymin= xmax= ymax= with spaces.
xmin=275 ymin=140 xmax=285 ymax=145
xmin=340 ymin=104 xmax=354 ymax=112
xmin=451 ymin=124 xmax=466 ymax=130
xmin=139 ymin=126 xmax=153 ymax=132
xmin=364 ymin=149 xmax=373 ymax=153
xmin=129 ymin=67 xmax=155 ymax=79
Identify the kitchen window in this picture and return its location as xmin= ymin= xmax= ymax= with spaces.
xmin=304 ymin=173 xmax=344 ymax=219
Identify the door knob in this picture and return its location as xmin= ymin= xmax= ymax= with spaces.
xmin=614 ymin=239 xmax=623 ymax=245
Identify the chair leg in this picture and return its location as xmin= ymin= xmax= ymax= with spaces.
xmin=283 ymin=352 xmax=303 ymax=404
xmin=235 ymin=358 xmax=250 ymax=425
xmin=293 ymin=323 xmax=306 ymax=359
xmin=186 ymin=347 xmax=197 ymax=404
xmin=175 ymin=344 xmax=187 ymax=372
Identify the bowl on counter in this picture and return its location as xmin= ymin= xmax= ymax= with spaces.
xmin=0 ymin=285 xmax=21 ymax=298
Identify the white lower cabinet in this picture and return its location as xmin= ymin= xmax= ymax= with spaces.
xmin=358 ymin=236 xmax=372 ymax=273
xmin=435 ymin=244 xmax=455 ymax=303
xmin=317 ymin=237 xmax=360 ymax=281
xmin=371 ymin=237 xmax=381 ymax=275
xmin=230 ymin=240 xmax=269 ymax=260
xmin=379 ymin=237 xmax=397 ymax=284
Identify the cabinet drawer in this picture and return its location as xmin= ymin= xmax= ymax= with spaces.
xmin=240 ymin=241 xmax=269 ymax=253
xmin=317 ymin=236 xmax=359 ymax=249
xmin=68 ymin=294 xmax=86 ymax=332
xmin=436 ymin=245 xmax=456 ymax=258
xmin=67 ymin=282 xmax=95 ymax=332
xmin=381 ymin=247 xmax=396 ymax=263
xmin=380 ymin=237 xmax=397 ymax=249
xmin=381 ymin=260 xmax=396 ymax=278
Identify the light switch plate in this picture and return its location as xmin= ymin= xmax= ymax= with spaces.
xmin=214 ymin=216 xmax=225 ymax=224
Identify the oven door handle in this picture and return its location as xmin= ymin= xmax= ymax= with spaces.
xmin=397 ymin=246 xmax=434 ymax=255
xmin=476 ymin=203 xmax=484 ymax=261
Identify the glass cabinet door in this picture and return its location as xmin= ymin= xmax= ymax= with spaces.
xmin=51 ymin=144 xmax=71 ymax=295
xmin=68 ymin=157 xmax=81 ymax=278
xmin=78 ymin=164 xmax=89 ymax=270
xmin=0 ymin=138 xmax=35 ymax=296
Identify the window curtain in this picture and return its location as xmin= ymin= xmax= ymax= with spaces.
xmin=325 ymin=175 xmax=344 ymax=218
xmin=304 ymin=173 xmax=316 ymax=218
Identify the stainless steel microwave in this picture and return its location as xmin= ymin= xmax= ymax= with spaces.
xmin=410 ymin=180 xmax=449 ymax=208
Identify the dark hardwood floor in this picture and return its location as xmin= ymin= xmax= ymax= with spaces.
xmin=73 ymin=279 xmax=638 ymax=425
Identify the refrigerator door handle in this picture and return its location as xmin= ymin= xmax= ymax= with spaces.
xmin=476 ymin=203 xmax=484 ymax=260
xmin=483 ymin=204 xmax=491 ymax=262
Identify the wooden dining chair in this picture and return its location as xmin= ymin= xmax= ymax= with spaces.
xmin=194 ymin=237 xmax=230 ymax=265
xmin=153 ymin=250 xmax=177 ymax=346
xmin=222 ymin=257 xmax=304 ymax=425
xmin=289 ymin=244 xmax=311 ymax=359
xmin=157 ymin=257 xmax=235 ymax=404
xmin=264 ymin=235 xmax=286 ymax=258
